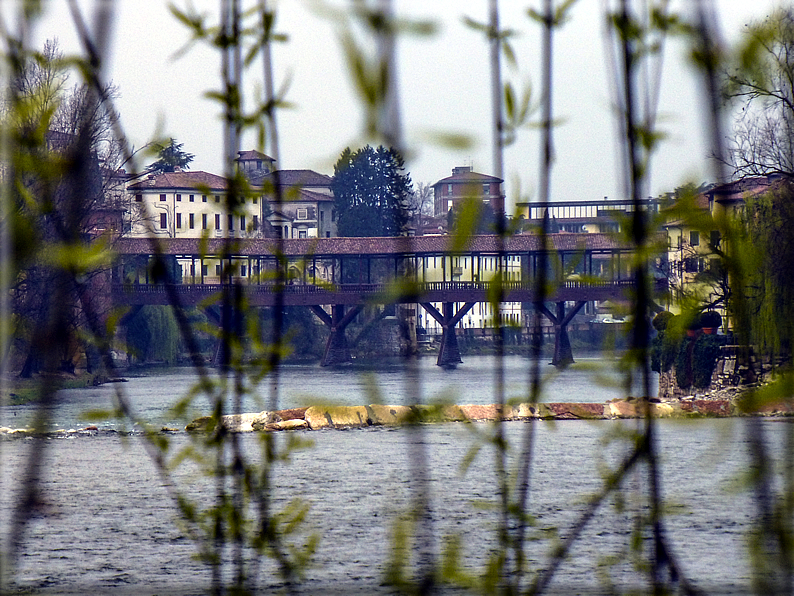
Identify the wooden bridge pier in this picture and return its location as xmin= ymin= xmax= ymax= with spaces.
xmin=536 ymin=300 xmax=587 ymax=367
xmin=421 ymin=301 xmax=476 ymax=367
xmin=310 ymin=304 xmax=364 ymax=366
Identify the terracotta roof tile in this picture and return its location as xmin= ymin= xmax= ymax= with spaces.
xmin=433 ymin=169 xmax=503 ymax=187
xmin=117 ymin=232 xmax=639 ymax=257
xmin=128 ymin=171 xmax=228 ymax=192
xmin=252 ymin=169 xmax=332 ymax=188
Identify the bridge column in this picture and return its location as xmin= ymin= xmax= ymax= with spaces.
xmin=537 ymin=301 xmax=586 ymax=367
xmin=310 ymin=304 xmax=363 ymax=366
xmin=420 ymin=302 xmax=476 ymax=367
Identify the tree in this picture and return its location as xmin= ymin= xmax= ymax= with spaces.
xmin=726 ymin=8 xmax=794 ymax=178
xmin=6 ymin=40 xmax=121 ymax=377
xmin=331 ymin=145 xmax=412 ymax=237
xmin=742 ymin=179 xmax=794 ymax=358
xmin=147 ymin=137 xmax=194 ymax=174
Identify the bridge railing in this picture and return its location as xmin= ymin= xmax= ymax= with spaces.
xmin=114 ymin=277 xmax=659 ymax=296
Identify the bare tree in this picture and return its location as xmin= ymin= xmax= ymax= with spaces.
xmin=726 ymin=8 xmax=794 ymax=178
xmin=8 ymin=40 xmax=124 ymax=376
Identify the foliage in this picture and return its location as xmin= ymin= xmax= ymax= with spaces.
xmin=125 ymin=306 xmax=180 ymax=365
xmin=675 ymin=336 xmax=694 ymax=388
xmin=743 ymin=181 xmax=794 ymax=359
xmin=699 ymin=310 xmax=722 ymax=329
xmin=147 ymin=137 xmax=195 ymax=174
xmin=447 ymin=198 xmax=499 ymax=235
xmin=692 ymin=333 xmax=729 ymax=388
xmin=331 ymin=145 xmax=412 ymax=237
xmin=7 ymin=40 xmax=121 ymax=378
xmin=5 ymin=1 xmax=794 ymax=595
xmin=652 ymin=310 xmax=673 ymax=332
xmin=650 ymin=315 xmax=684 ymax=374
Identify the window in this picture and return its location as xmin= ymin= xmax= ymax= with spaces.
xmin=320 ymin=211 xmax=324 ymax=224
xmin=215 ymin=195 xmax=221 ymax=203
xmin=228 ymin=214 xmax=234 ymax=231
xmin=253 ymin=197 xmax=257 ymax=204
xmin=189 ymin=213 xmax=195 ymax=229
xmin=690 ymin=231 xmax=700 ymax=246
xmin=215 ymin=214 xmax=221 ymax=230
xmin=176 ymin=213 xmax=182 ymax=229
xmin=215 ymin=265 xmax=221 ymax=276
xmin=252 ymin=215 xmax=259 ymax=230
xmin=297 ymin=208 xmax=308 ymax=220
xmin=135 ymin=193 xmax=142 ymax=202
xmin=189 ymin=194 xmax=195 ymax=202
xmin=240 ymin=265 xmax=247 ymax=277
xmin=326 ymin=231 xmax=331 ymax=238
xmin=299 ymin=230 xmax=307 ymax=239
xmin=176 ymin=194 xmax=181 ymax=202
xmin=483 ymin=183 xmax=489 ymax=194
xmin=190 ymin=264 xmax=196 ymax=276
xmin=331 ymin=209 xmax=336 ymax=222
xmin=710 ymin=230 xmax=720 ymax=248
xmin=256 ymin=160 xmax=262 ymax=170
xmin=202 ymin=194 xmax=207 ymax=203
xmin=447 ymin=183 xmax=453 ymax=195
xmin=202 ymin=213 xmax=208 ymax=230
xmin=201 ymin=265 xmax=208 ymax=276
xmin=240 ymin=215 xmax=246 ymax=231
xmin=159 ymin=194 xmax=166 ymax=202
xmin=160 ymin=213 xmax=167 ymax=229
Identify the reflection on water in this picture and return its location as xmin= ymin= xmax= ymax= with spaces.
xmin=1 ymin=355 xmax=656 ymax=431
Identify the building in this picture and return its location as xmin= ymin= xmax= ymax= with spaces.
xmin=514 ymin=198 xmax=661 ymax=234
xmin=662 ymin=176 xmax=778 ymax=314
xmin=126 ymin=170 xmax=266 ymax=239
xmin=432 ymin=166 xmax=504 ymax=217
xmin=258 ymin=169 xmax=336 ymax=239
xmin=235 ymin=149 xmax=275 ymax=180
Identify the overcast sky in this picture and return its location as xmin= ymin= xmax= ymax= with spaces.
xmin=3 ymin=0 xmax=786 ymax=212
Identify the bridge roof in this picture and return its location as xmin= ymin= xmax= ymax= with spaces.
xmin=116 ymin=232 xmax=640 ymax=257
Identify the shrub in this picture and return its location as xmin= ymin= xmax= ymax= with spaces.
xmin=692 ymin=334 xmax=729 ymax=388
xmin=699 ymin=310 xmax=722 ymax=329
xmin=652 ymin=311 xmax=674 ymax=332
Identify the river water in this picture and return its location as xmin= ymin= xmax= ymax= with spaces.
xmin=2 ymin=355 xmax=654 ymax=431
xmin=0 ymin=355 xmax=779 ymax=594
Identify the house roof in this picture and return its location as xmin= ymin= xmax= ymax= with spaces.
xmin=433 ymin=167 xmax=503 ymax=188
xmin=236 ymin=149 xmax=274 ymax=162
xmin=255 ymin=169 xmax=332 ymax=188
xmin=707 ymin=176 xmax=778 ymax=204
xmin=117 ymin=232 xmax=641 ymax=258
xmin=128 ymin=171 xmax=228 ymax=192
xmin=291 ymin=188 xmax=334 ymax=203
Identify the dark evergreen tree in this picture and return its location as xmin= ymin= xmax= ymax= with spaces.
xmin=331 ymin=145 xmax=412 ymax=237
xmin=147 ymin=138 xmax=195 ymax=174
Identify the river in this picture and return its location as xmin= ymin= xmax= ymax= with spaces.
xmin=2 ymin=354 xmax=655 ymax=431
xmin=1 ymin=355 xmax=777 ymax=594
